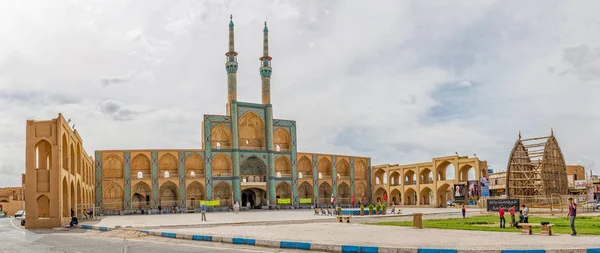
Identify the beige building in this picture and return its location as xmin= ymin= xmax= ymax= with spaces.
xmin=488 ymin=172 xmax=506 ymax=197
xmin=0 ymin=183 xmax=25 ymax=216
xmin=372 ymin=155 xmax=488 ymax=207
xmin=24 ymin=114 xmax=95 ymax=228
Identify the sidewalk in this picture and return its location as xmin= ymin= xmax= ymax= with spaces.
xmin=82 ymin=207 xmax=472 ymax=228
xmin=147 ymin=222 xmax=600 ymax=251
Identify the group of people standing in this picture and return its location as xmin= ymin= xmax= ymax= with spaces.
xmin=497 ymin=199 xmax=577 ymax=236
xmin=497 ymin=204 xmax=528 ymax=228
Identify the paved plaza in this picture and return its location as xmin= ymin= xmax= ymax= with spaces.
xmin=83 ymin=207 xmax=472 ymax=228
xmin=149 ymin=221 xmax=600 ymax=250
xmin=80 ymin=208 xmax=600 ymax=250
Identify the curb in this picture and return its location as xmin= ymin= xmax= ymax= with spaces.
xmin=134 ymin=229 xmax=600 ymax=253
xmin=78 ymin=224 xmax=132 ymax=231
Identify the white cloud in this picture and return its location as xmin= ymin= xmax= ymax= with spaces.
xmin=1 ymin=0 xmax=600 ymax=186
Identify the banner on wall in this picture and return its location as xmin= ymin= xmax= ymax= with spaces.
xmin=299 ymin=198 xmax=312 ymax=204
xmin=454 ymin=184 xmax=466 ymax=203
xmin=277 ymin=198 xmax=291 ymax=204
xmin=468 ymin=181 xmax=479 ymax=200
xmin=199 ymin=200 xmax=220 ymax=206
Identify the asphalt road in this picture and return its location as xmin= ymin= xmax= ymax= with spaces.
xmin=0 ymin=217 xmax=315 ymax=253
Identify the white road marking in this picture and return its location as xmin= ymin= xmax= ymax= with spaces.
xmin=9 ymin=218 xmax=24 ymax=230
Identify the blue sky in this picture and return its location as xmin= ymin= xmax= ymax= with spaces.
xmin=1 ymin=0 xmax=600 ymax=186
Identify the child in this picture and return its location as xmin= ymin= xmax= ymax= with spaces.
xmin=462 ymin=204 xmax=466 ymax=218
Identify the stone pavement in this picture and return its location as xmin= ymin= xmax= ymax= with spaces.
xmin=149 ymin=222 xmax=600 ymax=250
xmin=84 ymin=207 xmax=473 ymax=228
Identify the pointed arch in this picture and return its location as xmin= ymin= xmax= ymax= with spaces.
xmin=355 ymin=160 xmax=367 ymax=180
xmin=276 ymin=182 xmax=292 ymax=199
xmin=159 ymin=153 xmax=178 ymax=178
xmin=70 ymin=181 xmax=76 ymax=215
xmin=76 ymin=144 xmax=82 ymax=175
xmin=459 ymin=165 xmax=474 ymax=182
xmin=62 ymin=177 xmax=69 ymax=217
xmin=61 ymin=135 xmax=69 ymax=172
xmin=211 ymin=124 xmax=232 ymax=149
xmin=159 ymin=181 xmax=178 ymax=208
xmin=36 ymin=194 xmax=50 ymax=218
xmin=317 ymin=157 xmax=332 ymax=177
xmin=337 ymin=182 xmax=350 ymax=204
xmin=238 ymin=112 xmax=265 ymax=150
xmin=186 ymin=181 xmax=204 ymax=209
xmin=132 ymin=181 xmax=151 ymax=209
xmin=35 ymin=140 xmax=52 ymax=170
xmin=404 ymin=170 xmax=416 ymax=185
xmin=273 ymin=128 xmax=291 ymax=151
xmin=275 ymin=155 xmax=292 ymax=177
xmin=185 ymin=153 xmax=205 ymax=177
xmin=213 ymin=181 xmax=232 ymax=207
xmin=420 ymin=187 xmax=434 ymax=205
xmin=404 ymin=188 xmax=417 ymax=205
xmin=213 ymin=153 xmax=233 ymax=176
xmin=298 ymin=181 xmax=313 ymax=199
xmin=374 ymin=168 xmax=385 ymax=185
xmin=318 ymin=182 xmax=333 ymax=205
xmin=102 ymin=155 xmax=123 ymax=179
xmin=70 ymin=144 xmax=75 ymax=175
xmin=374 ymin=187 xmax=387 ymax=204
xmin=132 ymin=154 xmax=151 ymax=178
xmin=337 ymin=159 xmax=350 ymax=178
xmin=103 ymin=181 xmax=124 ymax=211
xmin=389 ymin=171 xmax=401 ymax=186
xmin=437 ymin=161 xmax=455 ymax=181
xmin=390 ymin=189 xmax=401 ymax=205
xmin=420 ymin=168 xmax=433 ymax=184
xmin=297 ymin=156 xmax=312 ymax=178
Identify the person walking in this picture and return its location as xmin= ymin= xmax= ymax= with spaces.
xmin=462 ymin=204 xmax=466 ymax=218
xmin=568 ymin=198 xmax=577 ymax=236
xmin=509 ymin=205 xmax=516 ymax=227
xmin=201 ymin=202 xmax=207 ymax=221
xmin=498 ymin=205 xmax=506 ymax=228
xmin=522 ymin=204 xmax=529 ymax=223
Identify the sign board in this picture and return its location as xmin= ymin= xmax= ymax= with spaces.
xmin=454 ymin=184 xmax=466 ymax=203
xmin=488 ymin=169 xmax=494 ymax=174
xmin=277 ymin=198 xmax=291 ymax=204
xmin=574 ymin=180 xmax=587 ymax=189
xmin=487 ymin=199 xmax=520 ymax=212
xmin=299 ymin=198 xmax=312 ymax=204
xmin=481 ymin=185 xmax=490 ymax=197
xmin=199 ymin=200 xmax=220 ymax=206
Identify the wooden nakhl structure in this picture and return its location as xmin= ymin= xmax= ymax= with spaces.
xmin=505 ymin=129 xmax=568 ymax=198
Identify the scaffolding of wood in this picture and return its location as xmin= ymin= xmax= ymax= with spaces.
xmin=505 ymin=129 xmax=568 ymax=198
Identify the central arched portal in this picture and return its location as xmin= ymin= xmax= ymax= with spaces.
xmin=241 ymin=188 xmax=266 ymax=209
xmin=240 ymin=156 xmax=267 ymax=183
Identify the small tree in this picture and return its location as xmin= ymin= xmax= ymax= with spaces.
xmin=382 ymin=204 xmax=386 ymax=214
xmin=368 ymin=204 xmax=374 ymax=215
xmin=360 ymin=204 xmax=365 ymax=216
xmin=376 ymin=204 xmax=381 ymax=214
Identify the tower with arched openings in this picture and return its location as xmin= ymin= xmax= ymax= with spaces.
xmin=25 ymin=113 xmax=95 ymax=228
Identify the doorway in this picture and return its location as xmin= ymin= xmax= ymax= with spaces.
xmin=242 ymin=189 xmax=256 ymax=209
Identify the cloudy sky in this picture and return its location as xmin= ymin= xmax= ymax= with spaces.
xmin=1 ymin=0 xmax=600 ymax=186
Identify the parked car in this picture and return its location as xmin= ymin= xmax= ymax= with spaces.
xmin=595 ymin=203 xmax=600 ymax=210
xmin=446 ymin=200 xmax=455 ymax=206
xmin=0 ymin=212 xmax=5 ymax=218
xmin=14 ymin=210 xmax=24 ymax=217
xmin=20 ymin=213 xmax=26 ymax=226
